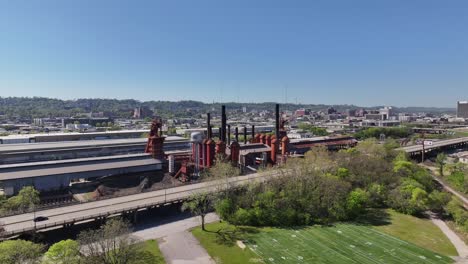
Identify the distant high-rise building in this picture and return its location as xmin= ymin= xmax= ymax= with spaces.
xmin=457 ymin=101 xmax=468 ymax=118
xmin=295 ymin=109 xmax=307 ymax=117
xmin=133 ymin=107 xmax=154 ymax=119
xmin=346 ymin=109 xmax=357 ymax=117
xmin=379 ymin=106 xmax=393 ymax=120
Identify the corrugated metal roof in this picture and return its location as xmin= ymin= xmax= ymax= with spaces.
xmin=0 ymin=158 xmax=162 ymax=180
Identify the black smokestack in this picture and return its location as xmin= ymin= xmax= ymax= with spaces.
xmin=207 ymin=113 xmax=211 ymax=139
xmin=227 ymin=124 xmax=231 ymax=145
xmin=275 ymin=104 xmax=280 ymax=139
xmin=243 ymin=126 xmax=247 ymax=144
xmin=235 ymin=127 xmax=239 ymax=142
xmin=218 ymin=127 xmax=222 ymax=139
xmin=221 ymin=105 xmax=227 ymax=142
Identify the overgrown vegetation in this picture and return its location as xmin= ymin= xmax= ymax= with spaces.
xmin=211 ymin=139 xmax=449 ymax=227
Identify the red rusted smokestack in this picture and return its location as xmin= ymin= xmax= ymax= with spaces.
xmin=266 ymin=135 xmax=272 ymax=147
xmin=202 ymin=139 xmax=208 ymax=167
xmin=260 ymin=134 xmax=266 ymax=144
xmin=230 ymin=141 xmax=240 ymax=165
xmin=281 ymin=136 xmax=289 ymax=157
xmin=216 ymin=141 xmax=226 ymax=156
xmin=254 ymin=133 xmax=261 ymax=143
xmin=271 ymin=138 xmax=278 ymax=164
xmin=206 ymin=139 xmax=215 ymax=168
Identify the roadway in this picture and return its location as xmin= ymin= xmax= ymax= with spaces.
xmin=0 ymin=171 xmax=274 ymax=237
xmin=397 ymin=137 xmax=468 ymax=154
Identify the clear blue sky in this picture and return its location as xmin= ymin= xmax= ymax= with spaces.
xmin=0 ymin=0 xmax=466 ymax=107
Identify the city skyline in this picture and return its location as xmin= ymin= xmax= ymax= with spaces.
xmin=1 ymin=1 xmax=467 ymax=107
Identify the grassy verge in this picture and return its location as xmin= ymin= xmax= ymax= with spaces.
xmin=134 ymin=239 xmax=166 ymax=264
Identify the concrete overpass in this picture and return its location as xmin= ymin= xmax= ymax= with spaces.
xmin=397 ymin=137 xmax=468 ymax=158
xmin=0 ymin=171 xmax=275 ymax=237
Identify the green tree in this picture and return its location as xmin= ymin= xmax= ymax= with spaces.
xmin=428 ymin=190 xmax=451 ymax=212
xmin=43 ymin=239 xmax=81 ymax=264
xmin=0 ymin=239 xmax=44 ymax=264
xmin=435 ymin=153 xmax=447 ymax=177
xmin=346 ymin=188 xmax=369 ymax=218
xmin=181 ymin=192 xmax=215 ymax=231
xmin=297 ymin=123 xmax=328 ymax=136
xmin=3 ymin=186 xmax=40 ymax=212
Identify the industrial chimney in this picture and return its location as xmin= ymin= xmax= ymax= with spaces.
xmin=275 ymin=104 xmax=280 ymax=140
xmin=221 ymin=105 xmax=227 ymax=142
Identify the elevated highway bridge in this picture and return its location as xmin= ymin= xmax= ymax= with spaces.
xmin=0 ymin=171 xmax=276 ymax=238
xmin=397 ymin=137 xmax=468 ymax=159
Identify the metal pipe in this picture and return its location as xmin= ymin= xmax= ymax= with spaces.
xmin=243 ymin=126 xmax=247 ymax=144
xmin=235 ymin=127 xmax=239 ymax=142
xmin=227 ymin=124 xmax=231 ymax=145
xmin=207 ymin=113 xmax=211 ymax=139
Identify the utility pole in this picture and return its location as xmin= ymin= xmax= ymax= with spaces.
xmin=421 ymin=132 xmax=425 ymax=163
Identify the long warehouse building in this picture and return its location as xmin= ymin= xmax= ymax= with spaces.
xmin=0 ymin=153 xmax=163 ymax=196
xmin=0 ymin=136 xmax=190 ymax=164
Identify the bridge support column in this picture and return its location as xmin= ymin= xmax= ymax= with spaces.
xmin=132 ymin=210 xmax=138 ymax=224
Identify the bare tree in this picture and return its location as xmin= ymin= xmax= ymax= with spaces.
xmin=78 ymin=218 xmax=141 ymax=264
xmin=0 ymin=221 xmax=5 ymax=239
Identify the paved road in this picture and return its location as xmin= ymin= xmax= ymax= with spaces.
xmin=159 ymin=231 xmax=215 ymax=264
xmin=133 ymin=213 xmax=219 ymax=264
xmin=0 ymin=172 xmax=273 ymax=236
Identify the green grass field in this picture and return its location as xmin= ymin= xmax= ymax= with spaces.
xmin=193 ymin=210 xmax=457 ymax=264
xmin=247 ymin=224 xmax=453 ymax=264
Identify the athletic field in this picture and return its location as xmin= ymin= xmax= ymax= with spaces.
xmin=246 ymin=223 xmax=453 ymax=264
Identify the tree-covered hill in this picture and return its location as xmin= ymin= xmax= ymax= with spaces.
xmin=0 ymin=97 xmax=455 ymax=119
